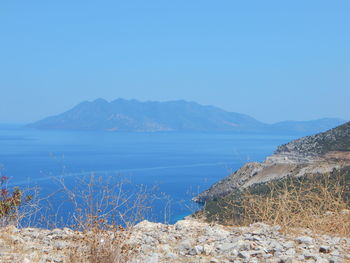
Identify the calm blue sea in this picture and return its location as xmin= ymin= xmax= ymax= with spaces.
xmin=0 ymin=127 xmax=301 ymax=226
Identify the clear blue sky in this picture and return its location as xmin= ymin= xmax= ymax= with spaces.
xmin=1 ymin=0 xmax=349 ymax=123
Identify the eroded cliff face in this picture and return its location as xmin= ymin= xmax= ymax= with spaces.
xmin=0 ymin=218 xmax=349 ymax=263
xmin=194 ymin=122 xmax=350 ymax=203
xmin=193 ymin=152 xmax=349 ymax=203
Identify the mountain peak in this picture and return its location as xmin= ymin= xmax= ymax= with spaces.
xmin=93 ymin=98 xmax=109 ymax=104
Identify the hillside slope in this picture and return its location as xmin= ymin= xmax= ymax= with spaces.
xmin=276 ymin=121 xmax=350 ymax=156
xmin=194 ymin=121 xmax=350 ymax=203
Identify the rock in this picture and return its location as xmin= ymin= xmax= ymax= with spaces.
xmin=197 ymin=236 xmax=207 ymax=243
xmin=22 ymin=258 xmax=31 ymax=263
xmin=303 ymin=252 xmax=318 ymax=260
xmin=285 ymin=248 xmax=296 ymax=256
xmin=233 ymin=239 xmax=251 ymax=251
xmin=194 ymin=245 xmax=203 ymax=254
xmin=283 ymin=241 xmax=295 ymax=249
xmin=188 ymin=248 xmax=197 ymax=256
xmin=144 ymin=253 xmax=159 ymax=263
xmin=238 ymin=251 xmax=250 ymax=259
xmin=178 ymin=239 xmax=192 ymax=251
xmin=203 ymin=244 xmax=214 ymax=256
xmin=216 ymin=242 xmax=235 ymax=252
xmin=275 ymin=257 xmax=293 ymax=263
xmin=314 ymin=257 xmax=329 ymax=263
xmin=295 ymin=236 xmax=313 ymax=245
xmin=54 ymin=241 xmax=68 ymax=250
xmin=164 ymin=251 xmax=177 ymax=260
xmin=270 ymin=240 xmax=284 ymax=252
xmin=319 ymin=245 xmax=331 ymax=253
xmin=250 ymin=249 xmax=265 ymax=257
xmin=340 ymin=209 xmax=350 ymax=215
xmin=8 ymin=235 xmax=25 ymax=245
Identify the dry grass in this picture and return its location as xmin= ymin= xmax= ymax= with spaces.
xmin=238 ymin=172 xmax=350 ymax=236
xmin=56 ymin=175 xmax=154 ymax=263
xmin=68 ymin=227 xmax=134 ymax=263
xmin=202 ymin=169 xmax=350 ymax=237
xmin=0 ymin=173 xmax=161 ymax=262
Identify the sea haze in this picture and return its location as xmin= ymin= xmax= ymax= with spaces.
xmin=0 ymin=127 xmax=302 ymax=224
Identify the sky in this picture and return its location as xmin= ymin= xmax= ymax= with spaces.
xmin=1 ymin=0 xmax=349 ymax=124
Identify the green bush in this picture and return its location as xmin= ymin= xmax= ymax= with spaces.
xmin=0 ymin=176 xmax=32 ymax=226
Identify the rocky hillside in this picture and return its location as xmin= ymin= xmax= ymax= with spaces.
xmin=0 ymin=219 xmax=349 ymax=263
xmin=194 ymin=121 xmax=350 ymax=203
xmin=276 ymin=121 xmax=350 ymax=157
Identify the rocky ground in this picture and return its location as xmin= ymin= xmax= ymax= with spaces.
xmin=0 ymin=219 xmax=349 ymax=263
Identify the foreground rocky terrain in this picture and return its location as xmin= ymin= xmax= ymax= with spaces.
xmin=0 ymin=218 xmax=349 ymax=263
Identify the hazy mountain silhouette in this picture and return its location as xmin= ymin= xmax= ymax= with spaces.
xmin=28 ymin=98 xmax=346 ymax=133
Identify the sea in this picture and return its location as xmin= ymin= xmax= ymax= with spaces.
xmin=0 ymin=126 xmax=302 ymax=227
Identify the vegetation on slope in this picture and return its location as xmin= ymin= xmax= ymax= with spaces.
xmin=199 ymin=166 xmax=350 ymax=236
xmin=276 ymin=121 xmax=350 ymax=156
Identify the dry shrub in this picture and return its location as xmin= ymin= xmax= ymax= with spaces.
xmin=0 ymin=174 xmax=40 ymax=228
xmin=57 ymin=175 xmax=154 ymax=263
xmin=239 ymin=172 xmax=350 ymax=236
xmin=68 ymin=227 xmax=134 ymax=263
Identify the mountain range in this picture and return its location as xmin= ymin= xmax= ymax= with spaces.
xmin=28 ymin=98 xmax=346 ymax=133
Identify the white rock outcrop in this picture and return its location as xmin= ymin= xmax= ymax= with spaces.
xmin=0 ymin=219 xmax=349 ymax=263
